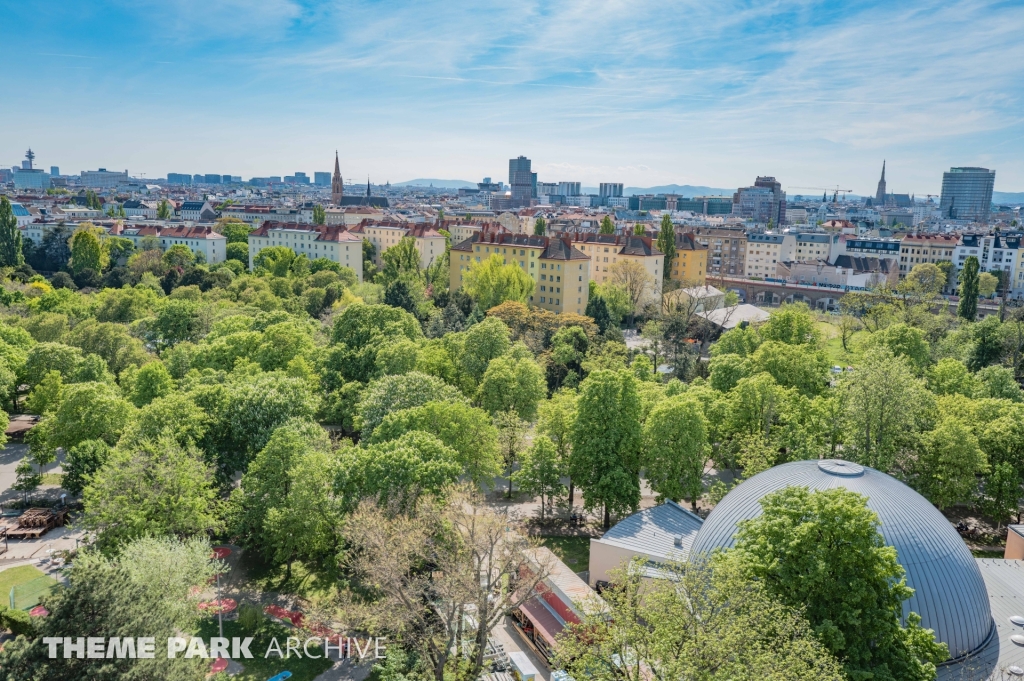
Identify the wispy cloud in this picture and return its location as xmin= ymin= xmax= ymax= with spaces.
xmin=2 ymin=0 xmax=1022 ymax=192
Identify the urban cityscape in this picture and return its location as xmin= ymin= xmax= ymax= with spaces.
xmin=3 ymin=1 xmax=1024 ymax=681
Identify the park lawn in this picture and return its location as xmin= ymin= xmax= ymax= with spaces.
xmin=816 ymin=320 xmax=866 ymax=367
xmin=40 ymin=473 xmax=63 ymax=487
xmin=201 ymin=619 xmax=334 ymax=681
xmin=538 ymin=536 xmax=590 ymax=570
xmin=236 ymin=550 xmax=338 ymax=605
xmin=0 ymin=565 xmax=55 ymax=606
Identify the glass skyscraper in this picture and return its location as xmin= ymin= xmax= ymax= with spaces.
xmin=939 ymin=167 xmax=995 ymax=223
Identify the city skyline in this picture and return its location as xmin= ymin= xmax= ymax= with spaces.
xmin=2 ymin=1 xmax=1023 ymax=194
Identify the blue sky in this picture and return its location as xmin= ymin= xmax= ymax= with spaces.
xmin=2 ymin=0 xmax=1023 ymax=195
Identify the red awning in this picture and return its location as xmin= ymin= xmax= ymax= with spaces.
xmin=519 ymin=597 xmax=565 ymax=648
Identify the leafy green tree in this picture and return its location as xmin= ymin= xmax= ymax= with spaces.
xmin=843 ymin=348 xmax=932 ymax=473
xmin=230 ymin=420 xmax=342 ymax=577
xmin=62 ymin=439 xmax=111 ymax=495
xmin=570 ymin=369 xmax=642 ymax=528
xmin=226 ymin=242 xmax=248 ymax=263
xmin=357 ymin=371 xmax=464 ymax=438
xmin=104 ymin=236 xmax=135 ymax=267
xmin=370 ymin=401 xmax=502 ymax=485
xmin=958 ymin=255 xmax=980 ymax=321
xmin=494 ymin=409 xmax=528 ymax=498
xmin=462 ymin=254 xmax=534 ymax=311
xmin=156 ymin=198 xmax=172 ymax=219
xmin=312 ymin=203 xmax=326 ymax=225
xmin=69 ymin=226 xmax=107 ymax=274
xmin=584 ymin=292 xmax=612 ymax=333
xmin=40 ymin=381 xmax=134 ymax=454
xmin=0 ymin=196 xmax=24 ymax=268
xmin=758 ymin=303 xmax=819 ymax=346
xmin=25 ymin=369 xmax=63 ymax=415
xmin=0 ymin=541 xmax=213 ymax=680
xmin=978 ymin=271 xmax=999 ymax=297
xmin=162 ymin=244 xmax=194 ymax=269
xmin=460 ymin=315 xmax=511 ymax=385
xmin=533 ymin=216 xmax=546 ymax=236
xmin=656 ymin=213 xmax=675 ymax=281
xmin=128 ymin=360 xmax=174 ymax=407
xmin=926 ymin=358 xmax=976 ymax=396
xmin=83 ymin=436 xmax=223 ymax=552
xmin=511 ymin=436 xmax=565 ymax=520
xmin=747 ymin=340 xmax=830 ymax=396
xmin=915 ymin=417 xmax=988 ymax=509
xmin=975 ymin=365 xmax=1023 ymax=401
xmin=384 ymin=279 xmax=416 ymax=313
xmin=379 ymin=236 xmax=421 ymax=287
xmin=24 ymin=341 xmax=82 ymax=385
xmin=981 ymin=461 xmax=1020 ymax=528
xmin=477 ymin=353 xmax=546 ymax=419
xmin=342 ymin=431 xmax=462 ymax=510
xmin=538 ymin=389 xmax=578 ymax=504
xmin=558 ymin=557 xmax=845 ymax=681
xmin=862 ymin=323 xmax=931 ymax=373
xmin=723 ymin=486 xmax=948 ymax=681
xmin=643 ymin=394 xmax=709 ymax=508
xmin=599 ymin=215 xmax=615 ymax=234
xmin=709 ymin=353 xmax=748 ymax=392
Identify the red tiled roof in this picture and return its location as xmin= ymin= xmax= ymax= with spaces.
xmin=252 ymin=221 xmax=361 ymax=242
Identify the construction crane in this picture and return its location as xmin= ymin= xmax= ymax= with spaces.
xmin=790 ymin=186 xmax=854 ymax=204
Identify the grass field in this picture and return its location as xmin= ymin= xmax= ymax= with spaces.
xmin=40 ymin=473 xmax=63 ymax=487
xmin=537 ymin=536 xmax=590 ymax=569
xmin=0 ymin=565 xmax=56 ymax=609
xmin=201 ymin=619 xmax=334 ymax=681
xmin=815 ymin=320 xmax=867 ymax=367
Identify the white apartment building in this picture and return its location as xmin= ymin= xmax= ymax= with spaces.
xmin=117 ymin=225 xmax=227 ymax=264
xmin=349 ymin=220 xmax=447 ymax=270
xmin=745 ymin=233 xmax=795 ymax=279
xmin=954 ymin=233 xmax=1020 ymax=294
xmin=793 ymin=233 xmax=837 ymax=262
xmin=249 ymin=221 xmax=363 ymax=281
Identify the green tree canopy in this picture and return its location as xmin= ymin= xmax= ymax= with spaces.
xmin=357 ymin=371 xmax=465 ymax=438
xmin=462 ymin=253 xmax=534 ymax=311
xmin=722 ymin=486 xmax=948 ymax=681
xmin=958 ymin=255 xmax=980 ymax=321
xmin=643 ymin=394 xmax=709 ymax=508
xmin=0 ymin=196 xmax=24 ymax=268
xmin=656 ymin=213 xmax=675 ymax=281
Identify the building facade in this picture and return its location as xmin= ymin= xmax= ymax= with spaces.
xmin=692 ymin=227 xmax=748 ymax=277
xmin=793 ymin=233 xmax=837 ymax=262
xmin=940 ymin=167 xmax=995 ymax=223
xmin=117 ymin=225 xmax=227 ymax=264
xmin=81 ymin=169 xmax=129 ymax=188
xmin=248 ymin=222 xmax=363 ymax=281
xmin=570 ymin=233 xmax=664 ymax=304
xmin=450 ymin=231 xmax=591 ymax=315
xmin=349 ymin=220 xmax=446 ymax=270
xmin=668 ymin=232 xmax=708 ymax=286
xmin=898 ymin=234 xmax=958 ymax=278
xmin=745 ymin=233 xmax=795 ymax=278
xmin=733 ymin=176 xmax=786 ymax=225
xmin=178 ymin=201 xmax=217 ymax=222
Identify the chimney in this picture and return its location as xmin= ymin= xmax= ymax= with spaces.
xmin=673 ymin=535 xmax=683 ymax=548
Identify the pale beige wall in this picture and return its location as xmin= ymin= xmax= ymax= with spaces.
xmin=589 ymin=540 xmax=646 ymax=586
xmin=1006 ymin=528 xmax=1024 ymax=559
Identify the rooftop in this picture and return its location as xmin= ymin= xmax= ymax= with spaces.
xmin=594 ymin=500 xmax=704 ymax=563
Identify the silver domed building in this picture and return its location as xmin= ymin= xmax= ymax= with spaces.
xmin=689 ymin=459 xmax=994 ymax=662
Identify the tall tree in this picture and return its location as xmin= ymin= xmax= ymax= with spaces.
xmin=0 ymin=197 xmax=24 ymax=268
xmin=312 ymin=203 xmax=326 ymax=225
xmin=643 ymin=394 xmax=709 ymax=509
xmin=462 ymin=253 xmax=534 ymax=311
xmin=957 ymin=255 xmax=980 ymax=321
xmin=533 ymin=216 xmax=547 ymax=236
xmin=723 ymin=486 xmax=948 ymax=681
xmin=656 ymin=213 xmax=675 ymax=281
xmin=608 ymin=260 xmax=655 ymax=326
xmin=538 ymin=389 xmax=578 ymax=505
xmin=570 ymin=369 xmax=642 ymax=528
xmin=511 ymin=435 xmax=565 ymax=520
xmin=69 ymin=225 xmax=107 ymax=274
xmin=156 ymin=198 xmax=172 ymax=219
xmin=599 ymin=215 xmax=615 ymax=234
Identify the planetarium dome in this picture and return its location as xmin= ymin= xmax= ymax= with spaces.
xmin=689 ymin=459 xmax=994 ymax=661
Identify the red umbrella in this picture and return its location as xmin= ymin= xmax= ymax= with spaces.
xmin=199 ymin=598 xmax=237 ymax=614
xmin=29 ymin=606 xmax=48 ymax=617
xmin=210 ymin=657 xmax=229 ymax=673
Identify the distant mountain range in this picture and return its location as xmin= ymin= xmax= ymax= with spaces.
xmin=994 ymin=191 xmax=1024 ymax=205
xmin=392 ymin=179 xmax=1024 ymax=205
xmin=392 ymin=178 xmax=478 ymax=188
xmin=393 ymin=179 xmax=735 ymax=196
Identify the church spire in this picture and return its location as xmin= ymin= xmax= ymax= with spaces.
xmin=366 ymin=176 xmax=371 ymax=197
xmin=331 ymin=151 xmax=344 ymax=205
xmin=875 ymin=160 xmax=887 ymax=206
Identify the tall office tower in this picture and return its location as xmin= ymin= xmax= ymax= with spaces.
xmin=599 ymin=183 xmax=624 ymax=198
xmin=733 ymin=176 xmax=787 ymax=226
xmin=875 ymin=160 xmax=887 ymax=205
xmin=558 ymin=181 xmax=581 ymax=196
xmin=331 ymin=152 xmax=344 ymax=205
xmin=50 ymin=166 xmax=59 ymax=177
xmin=314 ymin=172 xmax=331 ymax=187
xmin=509 ymin=156 xmax=533 ymax=207
xmin=940 ymin=167 xmax=995 ymax=222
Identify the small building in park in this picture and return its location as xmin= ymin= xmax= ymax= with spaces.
xmin=510 ymin=547 xmax=605 ymax=663
xmin=588 ymin=500 xmax=704 ymax=588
